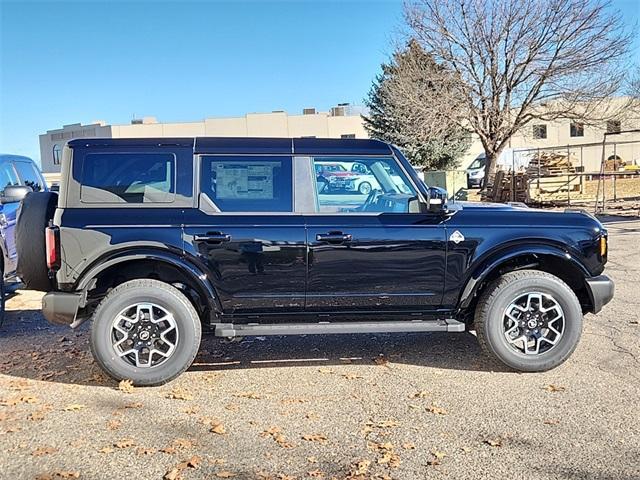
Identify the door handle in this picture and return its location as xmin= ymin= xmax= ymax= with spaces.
xmin=194 ymin=232 xmax=231 ymax=243
xmin=316 ymin=232 xmax=352 ymax=243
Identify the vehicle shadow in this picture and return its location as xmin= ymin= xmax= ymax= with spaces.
xmin=0 ymin=307 xmax=508 ymax=388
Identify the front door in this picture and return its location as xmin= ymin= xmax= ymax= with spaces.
xmin=304 ymin=155 xmax=447 ymax=312
xmin=183 ymin=154 xmax=306 ymax=314
xmin=0 ymin=161 xmax=21 ymax=277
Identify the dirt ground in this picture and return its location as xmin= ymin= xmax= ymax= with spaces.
xmin=0 ymin=218 xmax=639 ymax=480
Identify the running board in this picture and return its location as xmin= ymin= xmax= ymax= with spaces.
xmin=213 ymin=319 xmax=465 ymax=337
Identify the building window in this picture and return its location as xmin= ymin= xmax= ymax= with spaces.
xmin=532 ymin=125 xmax=547 ymax=139
xmin=341 ymin=134 xmax=356 ymax=139
xmin=606 ymin=120 xmax=621 ymax=134
xmin=570 ymin=122 xmax=584 ymax=137
xmin=52 ymin=144 xmax=61 ymax=165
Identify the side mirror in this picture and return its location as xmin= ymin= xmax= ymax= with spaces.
xmin=428 ymin=186 xmax=448 ymax=213
xmin=1 ymin=185 xmax=32 ymax=204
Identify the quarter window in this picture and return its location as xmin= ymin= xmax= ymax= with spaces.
xmin=200 ymin=156 xmax=293 ymax=212
xmin=52 ymin=144 xmax=61 ymax=165
xmin=13 ymin=162 xmax=44 ymax=192
xmin=313 ymin=156 xmax=417 ymax=213
xmin=80 ymin=153 xmax=175 ymax=203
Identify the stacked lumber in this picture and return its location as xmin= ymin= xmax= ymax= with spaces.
xmin=526 ymin=151 xmax=576 ymax=176
xmin=482 ymin=170 xmax=530 ymax=203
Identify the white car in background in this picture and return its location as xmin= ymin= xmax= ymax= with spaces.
xmin=339 ymin=161 xmax=412 ymax=195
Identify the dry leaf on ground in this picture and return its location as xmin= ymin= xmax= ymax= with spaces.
xmin=543 ymin=384 xmax=566 ymax=393
xmin=118 ymin=379 xmax=135 ymax=393
xmin=62 ymin=404 xmax=86 ymax=411
xmin=484 ymin=438 xmax=503 ymax=447
xmin=114 ymin=438 xmax=136 ymax=448
xmin=302 ymin=434 xmax=328 ymax=443
xmin=426 ymin=405 xmax=447 ymax=415
xmin=166 ymin=388 xmax=194 ymax=401
xmin=32 ymin=446 xmax=57 ymax=457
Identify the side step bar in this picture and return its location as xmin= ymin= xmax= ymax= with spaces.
xmin=213 ymin=319 xmax=465 ymax=337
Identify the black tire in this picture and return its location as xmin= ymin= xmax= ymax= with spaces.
xmin=474 ymin=270 xmax=583 ymax=372
xmin=90 ymin=279 xmax=202 ymax=386
xmin=358 ymin=181 xmax=372 ymax=195
xmin=16 ymin=191 xmax=58 ymax=291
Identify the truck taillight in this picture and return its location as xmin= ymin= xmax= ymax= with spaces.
xmin=46 ymin=226 xmax=60 ymax=270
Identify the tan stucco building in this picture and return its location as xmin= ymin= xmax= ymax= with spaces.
xmin=39 ymin=105 xmax=368 ymax=175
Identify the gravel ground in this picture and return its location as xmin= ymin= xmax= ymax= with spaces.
xmin=0 ymin=217 xmax=639 ymax=480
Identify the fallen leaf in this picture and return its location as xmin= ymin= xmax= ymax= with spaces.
xmin=426 ymin=405 xmax=447 ymax=415
xmin=341 ymin=373 xmax=362 ymax=380
xmin=543 ymin=419 xmax=560 ymax=425
xmin=543 ymin=384 xmax=566 ymax=393
xmin=107 ymin=419 xmax=121 ymax=430
xmin=302 ymin=434 xmax=328 ymax=443
xmin=373 ymin=355 xmax=388 ymax=366
xmin=163 ymin=468 xmax=181 ymax=480
xmin=63 ymin=404 xmax=86 ymax=411
xmin=351 ymin=460 xmax=371 ymax=476
xmin=484 ymin=438 xmax=503 ymax=447
xmin=410 ymin=391 xmax=429 ymax=399
xmin=402 ymin=442 xmax=416 ymax=450
xmin=172 ymin=438 xmax=195 ymax=450
xmin=98 ymin=446 xmax=114 ymax=454
xmin=432 ymin=450 xmax=446 ymax=459
xmin=136 ymin=447 xmax=156 ymax=455
xmin=210 ymin=420 xmax=227 ymax=435
xmin=317 ymin=368 xmax=334 ymax=374
xmin=461 ymin=446 xmax=472 ymax=453
xmin=124 ymin=402 xmax=144 ymax=409
xmin=307 ymin=469 xmax=324 ymax=478
xmin=32 ymin=446 xmax=57 ymax=457
xmin=262 ymin=426 xmax=295 ymax=448
xmin=29 ymin=410 xmax=47 ymax=422
xmin=233 ymin=391 xmax=263 ymax=399
xmin=166 ymin=388 xmax=194 ymax=401
xmin=216 ymin=472 xmax=236 ymax=478
xmin=114 ymin=438 xmax=136 ymax=448
xmin=307 ymin=456 xmax=318 ymax=464
xmin=118 ymin=379 xmax=135 ymax=394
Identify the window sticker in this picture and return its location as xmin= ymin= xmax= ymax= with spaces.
xmin=214 ymin=162 xmax=276 ymax=199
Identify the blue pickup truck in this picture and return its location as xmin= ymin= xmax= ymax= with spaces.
xmin=0 ymin=154 xmax=48 ymax=322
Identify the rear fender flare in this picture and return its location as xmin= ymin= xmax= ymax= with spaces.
xmin=458 ymin=244 xmax=590 ymax=309
xmin=75 ymin=249 xmax=222 ymax=316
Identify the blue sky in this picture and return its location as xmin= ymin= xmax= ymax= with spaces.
xmin=0 ymin=0 xmax=638 ymax=164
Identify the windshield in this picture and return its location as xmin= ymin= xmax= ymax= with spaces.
xmin=468 ymin=157 xmax=486 ymax=170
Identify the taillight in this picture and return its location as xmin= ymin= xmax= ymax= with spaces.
xmin=46 ymin=226 xmax=60 ymax=270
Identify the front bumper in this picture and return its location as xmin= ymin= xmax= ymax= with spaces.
xmin=585 ymin=275 xmax=615 ymax=314
xmin=42 ymin=291 xmax=84 ymax=328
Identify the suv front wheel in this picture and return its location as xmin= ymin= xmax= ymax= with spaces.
xmin=474 ymin=270 xmax=583 ymax=372
xmin=90 ymin=279 xmax=201 ymax=386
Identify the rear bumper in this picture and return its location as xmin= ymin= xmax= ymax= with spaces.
xmin=585 ymin=275 xmax=615 ymax=314
xmin=42 ymin=291 xmax=84 ymax=328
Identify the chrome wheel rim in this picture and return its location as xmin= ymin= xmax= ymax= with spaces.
xmin=111 ymin=303 xmax=178 ymax=368
xmin=502 ymin=292 xmax=564 ymax=355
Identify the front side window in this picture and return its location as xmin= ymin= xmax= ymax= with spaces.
xmin=0 ymin=163 xmax=19 ymax=195
xmin=13 ymin=161 xmax=44 ymax=192
xmin=313 ymin=156 xmax=417 ymax=213
xmin=201 ymin=156 xmax=293 ymax=212
xmin=81 ymin=152 xmax=175 ymax=203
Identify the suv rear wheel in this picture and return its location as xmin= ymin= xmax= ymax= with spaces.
xmin=90 ymin=279 xmax=201 ymax=386
xmin=474 ymin=270 xmax=583 ymax=372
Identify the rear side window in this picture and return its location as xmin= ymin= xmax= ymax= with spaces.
xmin=200 ymin=156 xmax=293 ymax=212
xmin=0 ymin=163 xmax=19 ymax=194
xmin=80 ymin=153 xmax=175 ymax=203
xmin=13 ymin=161 xmax=44 ymax=192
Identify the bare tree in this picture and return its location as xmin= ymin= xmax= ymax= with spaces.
xmin=404 ymin=0 xmax=632 ymax=183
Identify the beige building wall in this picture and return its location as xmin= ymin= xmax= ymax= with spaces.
xmin=39 ymin=109 xmax=367 ymax=174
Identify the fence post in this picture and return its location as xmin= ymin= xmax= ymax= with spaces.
xmin=613 ymin=143 xmax=617 ymax=201
xmin=511 ymin=149 xmax=515 ymax=202
xmin=567 ymin=145 xmax=571 ymax=206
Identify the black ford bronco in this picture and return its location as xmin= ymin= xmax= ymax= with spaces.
xmin=17 ymin=137 xmax=614 ymax=385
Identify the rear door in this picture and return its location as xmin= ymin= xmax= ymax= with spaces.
xmin=304 ymin=155 xmax=447 ymax=312
xmin=182 ymin=152 xmax=306 ymax=315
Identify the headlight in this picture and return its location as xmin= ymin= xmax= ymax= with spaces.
xmin=600 ymin=236 xmax=607 ymax=257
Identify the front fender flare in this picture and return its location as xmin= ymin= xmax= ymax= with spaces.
xmin=458 ymin=244 xmax=590 ymax=309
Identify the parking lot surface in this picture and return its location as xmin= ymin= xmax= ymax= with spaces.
xmin=0 ymin=217 xmax=639 ymax=480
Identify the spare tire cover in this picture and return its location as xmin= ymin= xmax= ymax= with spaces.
xmin=16 ymin=191 xmax=58 ymax=291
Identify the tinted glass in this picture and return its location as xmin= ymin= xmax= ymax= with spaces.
xmin=13 ymin=161 xmax=44 ymax=192
xmin=0 ymin=163 xmax=19 ymax=194
xmin=313 ymin=156 xmax=417 ymax=213
xmin=201 ymin=156 xmax=293 ymax=212
xmin=81 ymin=153 xmax=175 ymax=203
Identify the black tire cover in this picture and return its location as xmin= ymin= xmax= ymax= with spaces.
xmin=16 ymin=191 xmax=58 ymax=291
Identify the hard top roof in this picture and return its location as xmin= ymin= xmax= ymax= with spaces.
xmin=67 ymin=137 xmax=393 ymax=155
